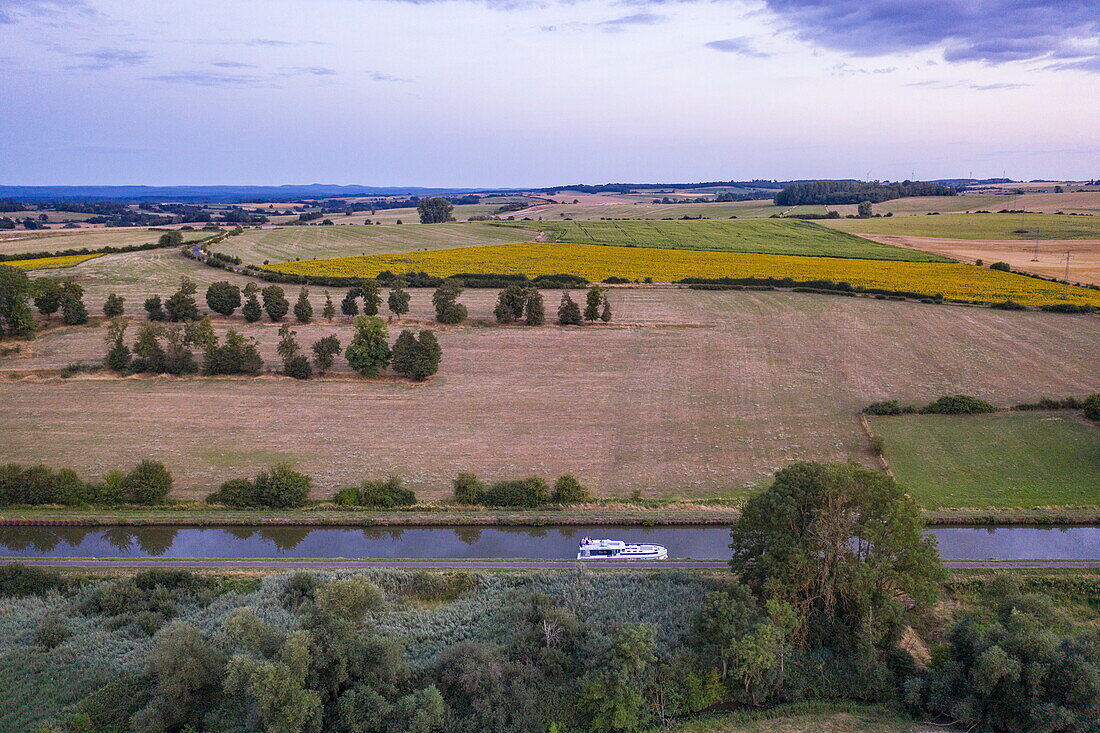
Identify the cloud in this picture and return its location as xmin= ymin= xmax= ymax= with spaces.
xmin=704 ymin=36 xmax=771 ymax=57
xmin=211 ymin=61 xmax=256 ymax=69
xmin=281 ymin=66 xmax=337 ymax=76
xmin=969 ymin=82 xmax=1029 ymax=90
xmin=65 ymin=48 xmax=149 ymax=71
xmin=905 ymin=79 xmax=1030 ymax=90
xmin=368 ymin=71 xmax=412 ymax=82
xmin=143 ymin=71 xmax=269 ymax=87
xmin=596 ymin=12 xmax=666 ymax=32
xmin=761 ymin=0 xmax=1100 ymax=72
xmin=0 ymin=0 xmax=91 ymax=24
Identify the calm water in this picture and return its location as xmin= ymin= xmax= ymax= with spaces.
xmin=1 ymin=525 xmax=1098 ymax=560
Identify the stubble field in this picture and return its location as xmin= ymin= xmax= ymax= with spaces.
xmin=2 ymin=288 xmax=1097 ymax=502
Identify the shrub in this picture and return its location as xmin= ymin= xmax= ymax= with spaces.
xmin=144 ymin=294 xmax=167 ymax=321
xmin=557 ymin=291 xmax=582 ymax=325
xmin=284 ymin=354 xmax=313 ymax=380
xmin=1085 ymin=394 xmax=1100 ymax=422
xmin=524 ymin=288 xmax=545 ymax=325
xmin=311 ymin=334 xmax=341 ymax=375
xmin=252 ymin=464 xmax=311 ymax=508
xmin=207 ymin=477 xmax=255 ymax=507
xmin=261 ymin=285 xmax=289 ymax=322
xmin=103 ymin=293 xmax=125 ymax=318
xmin=870 ymin=436 xmax=885 ymax=455
xmin=121 ymin=460 xmax=173 ymax=504
xmin=453 ymin=472 xmax=485 ymax=504
xmin=203 ymin=329 xmax=263 ymax=375
xmin=0 ymin=563 xmax=66 ymax=597
xmin=551 ymin=474 xmax=592 ymax=503
xmin=482 ymin=476 xmax=550 ymax=507
xmin=989 ymin=261 xmax=1012 ymax=271
xmin=992 ymin=299 xmax=1027 ymax=310
xmin=432 ymin=278 xmax=467 ymax=324
xmin=341 ymin=477 xmax=417 ymax=508
xmin=863 ymin=399 xmax=907 ymax=415
xmin=391 ymin=329 xmax=442 ymax=381
xmin=921 ymin=394 xmax=998 ymax=415
xmin=242 ymin=293 xmax=262 ymax=322
xmin=34 ymin=615 xmax=71 ymax=648
xmin=293 ymin=287 xmax=313 ymax=323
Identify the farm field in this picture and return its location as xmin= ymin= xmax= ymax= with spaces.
xmin=267 ymin=242 xmax=1100 ymax=306
xmin=0 ymin=227 xmax=210 ymax=255
xmin=214 ymin=222 xmax=527 ymax=263
xmin=2 ymin=288 xmax=1097 ymax=501
xmin=518 ymin=219 xmax=949 ymax=261
xmin=499 ymin=199 xmax=790 ymax=220
xmin=823 ymin=212 xmax=1100 ymax=240
xmin=858 ymin=234 xmax=1100 ymax=287
xmin=872 ymin=412 xmax=1100 ymax=509
xmin=4 ymin=253 xmax=103 ymax=270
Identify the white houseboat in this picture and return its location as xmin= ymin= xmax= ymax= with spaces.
xmin=577 ymin=537 xmax=668 ymax=560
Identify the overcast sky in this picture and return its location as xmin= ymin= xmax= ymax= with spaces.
xmin=1 ymin=0 xmax=1098 ymax=186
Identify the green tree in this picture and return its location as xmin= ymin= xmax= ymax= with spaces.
xmin=453 ymin=472 xmax=485 ymax=504
xmin=311 ymin=335 xmax=341 ymax=375
xmin=294 ymin=288 xmax=313 ymax=323
xmin=163 ymin=325 xmax=199 ymax=375
xmin=857 ymin=200 xmax=873 ymax=218
xmin=340 ymin=289 xmax=359 ymax=319
xmin=131 ymin=622 xmax=225 ymax=732
xmin=494 ymin=284 xmax=527 ymax=323
xmin=185 ymin=315 xmax=216 ymax=352
xmin=345 ymin=315 xmax=391 ymax=377
xmin=391 ymin=329 xmax=441 ymax=381
xmin=729 ymin=461 xmax=944 ymax=648
xmin=103 ymin=292 xmax=125 ymax=318
xmin=242 ymin=293 xmax=263 ymax=323
xmin=131 ymin=322 xmax=167 ymax=373
xmin=0 ymin=267 xmax=36 ymax=338
xmin=262 ymin=285 xmax=290 ymax=322
xmin=432 ymin=279 xmax=467 ymax=324
xmin=583 ymin=285 xmax=604 ymax=322
xmin=1083 ymin=393 xmax=1100 ymax=422
xmin=165 ymin=277 xmax=201 ymax=322
xmin=557 ymin=291 xmax=582 ymax=325
xmin=205 ymin=281 xmax=242 ymax=316
xmin=551 ymin=474 xmax=591 ymax=503
xmin=387 ymin=284 xmax=410 ymax=318
xmin=103 ymin=318 xmax=131 ymax=372
xmin=417 ymin=196 xmax=455 ymax=224
xmin=60 ymin=280 xmax=89 ymax=325
xmin=524 ymin=288 xmax=545 ymax=326
xmin=278 ymin=324 xmax=311 ymax=379
xmin=203 ymin=329 xmax=263 ymax=375
xmin=361 ymin=279 xmax=382 ymax=316
xmin=157 ymin=230 xmax=185 ymax=247
xmin=144 ymin=294 xmax=167 ymax=321
xmin=322 ymin=291 xmax=336 ymax=321
xmin=224 ymin=632 xmax=322 ymax=733
xmin=600 ymin=297 xmax=612 ymax=323
xmin=121 ymin=459 xmax=173 ymax=504
xmin=580 ymin=623 xmax=657 ymax=732
xmin=32 ymin=278 xmax=63 ymax=320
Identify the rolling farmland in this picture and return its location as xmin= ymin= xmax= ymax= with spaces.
xmin=823 ymin=212 xmax=1100 ymax=240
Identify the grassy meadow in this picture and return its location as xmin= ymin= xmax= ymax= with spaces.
xmin=873 ymin=412 xmax=1100 ymax=508
xmin=267 ymin=242 xmax=1100 ymax=306
xmin=513 ymin=219 xmax=948 ymax=261
xmin=823 ymin=212 xmax=1100 ymax=240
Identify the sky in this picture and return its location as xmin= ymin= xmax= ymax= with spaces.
xmin=1 ymin=0 xmax=1098 ymax=187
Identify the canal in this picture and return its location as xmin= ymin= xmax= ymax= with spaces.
xmin=1 ymin=524 xmax=1098 ymax=560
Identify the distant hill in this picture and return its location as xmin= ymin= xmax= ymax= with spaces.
xmin=931 ymin=178 xmax=1014 ymax=186
xmin=0 ymin=184 xmax=500 ymax=203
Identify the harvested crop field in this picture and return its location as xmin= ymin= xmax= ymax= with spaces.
xmin=267 ymin=242 xmax=1100 ymax=306
xmin=517 ymin=219 xmax=945 ymax=261
xmin=823 ymin=212 xmax=1100 ymax=240
xmin=857 ymin=234 xmax=1100 ymax=287
xmin=0 ymin=228 xmax=209 ymax=255
xmin=2 ymin=289 xmax=1097 ymax=502
xmin=214 ymin=222 xmax=525 ymax=263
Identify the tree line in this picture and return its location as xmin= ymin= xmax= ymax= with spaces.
xmin=773 ymin=180 xmax=957 ymax=206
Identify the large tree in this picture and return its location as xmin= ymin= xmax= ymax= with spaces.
xmin=205 ymin=281 xmax=242 ymax=316
xmin=417 ymin=197 xmax=455 ymax=224
xmin=345 ymin=315 xmax=391 ymax=377
xmin=165 ymin=277 xmax=200 ymax=322
xmin=0 ymin=265 xmax=36 ymax=338
xmin=729 ymin=462 xmax=943 ymax=649
xmin=262 ymin=285 xmax=290 ymax=322
xmin=432 ymin=279 xmax=467 ymax=324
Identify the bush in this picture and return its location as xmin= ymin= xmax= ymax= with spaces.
xmin=870 ymin=436 xmax=885 ymax=455
xmin=338 ymin=477 xmax=417 ymax=508
xmin=252 ymin=464 xmax=311 ymax=508
xmin=921 ymin=394 xmax=998 ymax=415
xmin=863 ymin=399 xmax=909 ymax=415
xmin=34 ymin=615 xmax=71 ymax=648
xmin=482 ymin=476 xmax=550 ymax=507
xmin=551 ymin=474 xmax=592 ymax=503
xmin=453 ymin=472 xmax=485 ymax=504
xmin=989 ymin=261 xmax=1012 ymax=271
xmin=207 ymin=477 xmax=255 ymax=507
xmin=0 ymin=563 xmax=66 ymax=597
xmin=284 ymin=354 xmax=313 ymax=380
xmin=1085 ymin=394 xmax=1100 ymax=422
xmin=120 ymin=460 xmax=173 ymax=505
xmin=992 ymin=299 xmax=1027 ymax=310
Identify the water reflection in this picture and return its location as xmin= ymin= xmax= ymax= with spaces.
xmin=0 ymin=524 xmax=1096 ymax=560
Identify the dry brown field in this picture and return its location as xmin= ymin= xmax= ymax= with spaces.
xmin=2 ymin=287 xmax=1096 ymax=501
xmin=0 ymin=228 xmax=209 ymax=255
xmin=859 ymin=234 xmax=1100 ymax=286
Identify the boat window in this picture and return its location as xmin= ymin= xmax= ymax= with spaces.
xmin=591 ymin=549 xmax=615 ymax=556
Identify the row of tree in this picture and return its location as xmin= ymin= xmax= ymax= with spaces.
xmin=1 ymin=266 xmax=93 ymax=338
xmin=0 ymin=459 xmax=172 ymax=506
xmin=103 ymin=314 xmax=442 ymax=381
xmin=492 ymin=284 xmax=612 ymax=325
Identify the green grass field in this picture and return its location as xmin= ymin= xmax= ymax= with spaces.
xmin=873 ymin=412 xmax=1100 ymax=508
xmin=508 ymin=219 xmax=951 ymax=261
xmin=214 ymin=222 xmax=528 ymax=263
xmin=824 ymin=212 xmax=1100 ymax=240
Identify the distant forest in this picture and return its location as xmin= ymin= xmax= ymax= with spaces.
xmin=774 ymin=180 xmax=957 ymax=206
